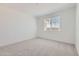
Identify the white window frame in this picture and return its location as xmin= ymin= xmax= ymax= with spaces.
xmin=44 ymin=16 xmax=61 ymax=31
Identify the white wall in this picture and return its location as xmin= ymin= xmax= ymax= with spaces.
xmin=36 ymin=7 xmax=76 ymax=44
xmin=76 ymin=4 xmax=79 ymax=55
xmin=0 ymin=4 xmax=76 ymax=47
xmin=0 ymin=6 xmax=37 ymax=46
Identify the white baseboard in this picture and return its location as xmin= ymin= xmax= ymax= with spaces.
xmin=0 ymin=37 xmax=36 ymax=48
xmin=36 ymin=36 xmax=75 ymax=46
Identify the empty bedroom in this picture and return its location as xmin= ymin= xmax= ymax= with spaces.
xmin=0 ymin=3 xmax=79 ymax=56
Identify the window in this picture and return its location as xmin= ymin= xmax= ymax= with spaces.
xmin=44 ymin=16 xmax=61 ymax=31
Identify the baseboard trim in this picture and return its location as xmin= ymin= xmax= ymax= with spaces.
xmin=36 ymin=37 xmax=75 ymax=46
xmin=0 ymin=37 xmax=36 ymax=48
xmin=74 ymin=46 xmax=79 ymax=56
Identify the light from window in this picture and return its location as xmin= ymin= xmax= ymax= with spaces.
xmin=44 ymin=16 xmax=61 ymax=31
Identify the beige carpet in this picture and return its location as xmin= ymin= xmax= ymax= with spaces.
xmin=0 ymin=38 xmax=77 ymax=56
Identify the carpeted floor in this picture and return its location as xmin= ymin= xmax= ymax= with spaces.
xmin=0 ymin=38 xmax=77 ymax=56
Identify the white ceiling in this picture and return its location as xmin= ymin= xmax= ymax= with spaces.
xmin=0 ymin=3 xmax=76 ymax=16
